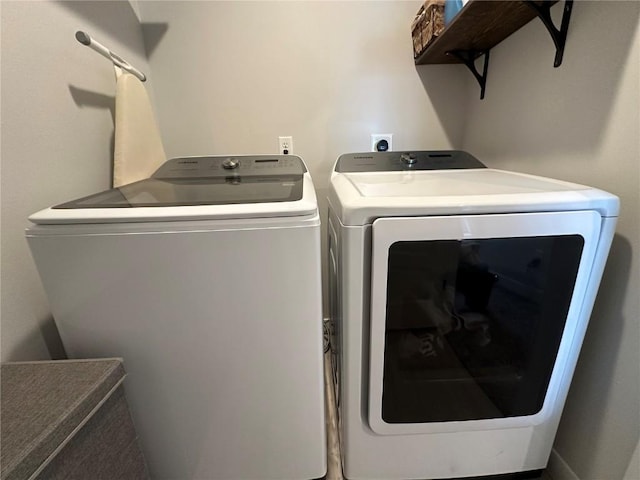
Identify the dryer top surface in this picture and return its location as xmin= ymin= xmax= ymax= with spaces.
xmin=329 ymin=166 xmax=619 ymax=226
xmin=346 ymin=169 xmax=588 ymax=198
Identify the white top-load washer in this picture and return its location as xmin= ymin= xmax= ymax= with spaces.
xmin=27 ymin=155 xmax=326 ymax=480
xmin=327 ymin=151 xmax=618 ymax=480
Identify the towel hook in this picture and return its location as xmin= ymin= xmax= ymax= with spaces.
xmin=75 ymin=31 xmax=146 ymax=82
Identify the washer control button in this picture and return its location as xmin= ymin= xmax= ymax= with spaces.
xmin=222 ymin=158 xmax=240 ymax=169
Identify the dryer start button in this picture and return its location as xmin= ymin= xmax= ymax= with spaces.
xmin=400 ymin=153 xmax=417 ymax=165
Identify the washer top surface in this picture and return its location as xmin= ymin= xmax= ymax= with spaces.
xmin=30 ymin=155 xmax=319 ymax=224
xmin=329 ymin=151 xmax=619 ymax=225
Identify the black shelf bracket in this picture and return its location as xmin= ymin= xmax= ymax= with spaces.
xmin=447 ymin=49 xmax=490 ymax=99
xmin=524 ymin=0 xmax=573 ymax=67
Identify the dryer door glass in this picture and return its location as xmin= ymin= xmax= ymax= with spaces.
xmin=367 ymin=211 xmax=602 ymax=433
xmin=381 ymin=235 xmax=582 ymax=423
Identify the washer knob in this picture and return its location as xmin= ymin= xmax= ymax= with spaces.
xmin=401 ymin=153 xmax=417 ymax=165
xmin=222 ymin=158 xmax=239 ymax=169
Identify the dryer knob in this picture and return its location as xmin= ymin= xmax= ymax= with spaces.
xmin=401 ymin=153 xmax=417 ymax=165
xmin=222 ymin=158 xmax=240 ymax=169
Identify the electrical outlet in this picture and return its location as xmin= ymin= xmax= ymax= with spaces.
xmin=371 ymin=134 xmax=393 ymax=152
xmin=278 ymin=136 xmax=293 ymax=155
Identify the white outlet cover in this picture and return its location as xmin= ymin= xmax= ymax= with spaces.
xmin=278 ymin=136 xmax=293 ymax=154
xmin=371 ymin=134 xmax=392 ymax=152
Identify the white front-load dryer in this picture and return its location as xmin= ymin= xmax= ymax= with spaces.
xmin=327 ymin=151 xmax=618 ymax=480
xmin=27 ymin=155 xmax=326 ymax=480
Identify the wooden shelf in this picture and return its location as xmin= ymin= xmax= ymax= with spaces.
xmin=415 ymin=0 xmax=558 ymax=65
xmin=414 ymin=0 xmax=573 ymax=99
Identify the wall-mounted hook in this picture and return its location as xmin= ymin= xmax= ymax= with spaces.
xmin=75 ymin=31 xmax=146 ymax=82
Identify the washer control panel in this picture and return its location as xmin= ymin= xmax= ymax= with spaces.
xmin=222 ymin=158 xmax=240 ymax=170
xmin=153 ymin=155 xmax=307 ymax=179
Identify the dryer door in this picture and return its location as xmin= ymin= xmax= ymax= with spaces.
xmin=368 ymin=211 xmax=602 ymax=435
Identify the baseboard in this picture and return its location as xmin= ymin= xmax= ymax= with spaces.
xmin=546 ymin=449 xmax=580 ymax=480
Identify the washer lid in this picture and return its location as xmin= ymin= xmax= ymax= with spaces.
xmin=29 ymin=155 xmax=318 ymax=224
xmin=54 ymin=175 xmax=303 ymax=209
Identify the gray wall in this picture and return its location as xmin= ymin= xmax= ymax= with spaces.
xmin=1 ymin=1 xmax=152 ymax=361
xmin=1 ymin=1 xmax=638 ymax=479
xmin=460 ymin=2 xmax=640 ymax=479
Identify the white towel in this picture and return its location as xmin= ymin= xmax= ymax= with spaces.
xmin=113 ymin=73 xmax=166 ymax=187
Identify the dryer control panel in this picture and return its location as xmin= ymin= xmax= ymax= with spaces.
xmin=153 ymin=155 xmax=307 ymax=179
xmin=335 ymin=150 xmax=486 ymax=172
